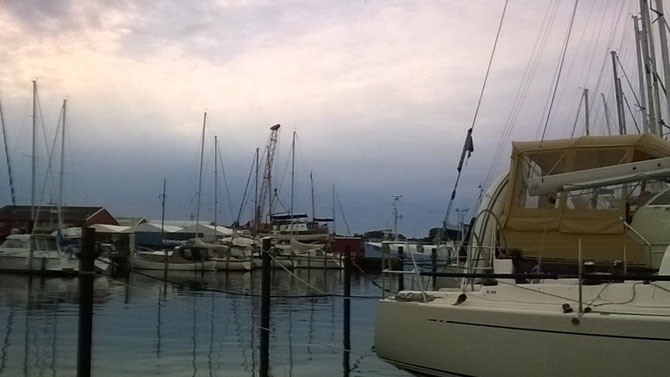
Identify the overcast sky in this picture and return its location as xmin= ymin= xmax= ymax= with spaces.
xmin=0 ymin=0 xmax=651 ymax=237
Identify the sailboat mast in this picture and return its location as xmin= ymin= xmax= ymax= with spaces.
xmin=0 ymin=96 xmax=16 ymax=206
xmin=290 ymin=130 xmax=296 ymax=236
xmin=655 ymin=0 xmax=670 ymax=131
xmin=310 ymin=171 xmax=315 ymax=221
xmin=195 ymin=112 xmax=207 ymax=238
xmin=633 ymin=15 xmax=648 ymax=132
xmin=58 ymin=99 xmax=66 ymax=232
xmin=254 ymin=147 xmax=259 ymax=232
xmin=583 ymin=88 xmax=590 ymax=136
xmin=214 ymin=135 xmax=218 ymax=236
xmin=332 ymin=184 xmax=336 ymax=235
xmin=31 ymin=80 xmax=37 ymax=221
xmin=392 ymin=195 xmax=401 ymax=241
xmin=161 ymin=178 xmax=166 ymax=242
xmin=640 ymin=0 xmax=663 ymax=136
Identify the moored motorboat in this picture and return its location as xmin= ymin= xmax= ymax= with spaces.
xmin=0 ymin=234 xmax=79 ymax=274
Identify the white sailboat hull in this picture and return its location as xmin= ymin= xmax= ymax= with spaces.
xmin=252 ymin=256 xmax=293 ymax=269
xmin=375 ymin=284 xmax=670 ymax=377
xmin=129 ymin=255 xmax=216 ymax=271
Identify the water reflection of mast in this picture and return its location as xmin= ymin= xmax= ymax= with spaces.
xmin=155 ymin=286 xmax=163 ymax=362
xmin=50 ymin=293 xmax=58 ymax=377
xmin=191 ymin=294 xmax=197 ymax=377
xmin=23 ymin=276 xmax=33 ymax=376
xmin=208 ymin=293 xmax=214 ymax=377
xmin=234 ymin=294 xmax=251 ymax=374
xmin=0 ymin=307 xmax=14 ymax=374
xmin=250 ymin=275 xmax=257 ymax=377
xmin=288 ymin=299 xmax=294 ymax=377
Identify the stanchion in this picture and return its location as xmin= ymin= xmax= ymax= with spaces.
xmin=260 ymin=237 xmax=271 ymax=377
xmin=431 ymin=248 xmax=437 ymax=290
xmin=342 ymin=246 xmax=351 ymax=377
xmin=77 ymin=227 xmax=97 ymax=377
xmin=397 ymin=246 xmax=404 ymax=292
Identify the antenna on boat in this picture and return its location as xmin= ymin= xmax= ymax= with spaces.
xmin=392 ymin=195 xmax=402 ymax=241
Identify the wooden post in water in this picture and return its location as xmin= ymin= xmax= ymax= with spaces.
xmin=77 ymin=227 xmax=96 ymax=377
xmin=260 ymin=237 xmax=271 ymax=377
xmin=342 ymin=245 xmax=351 ymax=377
xmin=397 ymin=246 xmax=404 ymax=292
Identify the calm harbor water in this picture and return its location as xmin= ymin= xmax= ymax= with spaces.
xmin=0 ymin=269 xmax=410 ymax=376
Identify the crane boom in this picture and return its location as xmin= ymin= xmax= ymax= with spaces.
xmin=255 ymin=124 xmax=280 ymax=231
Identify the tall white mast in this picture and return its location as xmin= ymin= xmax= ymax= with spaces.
xmin=310 ymin=171 xmax=315 ymax=221
xmin=633 ymin=15 xmax=649 ymax=132
xmin=58 ymin=99 xmax=66 ymax=232
xmin=583 ymin=88 xmax=590 ymax=136
xmin=0 ymin=95 xmax=16 ymax=206
xmin=640 ymin=0 xmax=663 ymax=136
xmin=655 ymin=0 xmax=670 ymax=134
xmin=289 ymin=130 xmax=296 ymax=236
xmin=332 ymin=184 xmax=336 ymax=235
xmin=254 ymin=147 xmax=259 ymax=232
xmin=195 ymin=112 xmax=207 ymax=238
xmin=31 ymin=80 xmax=37 ymax=221
xmin=214 ymin=135 xmax=218 ymax=237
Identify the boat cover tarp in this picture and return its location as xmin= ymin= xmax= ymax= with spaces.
xmin=501 ymin=133 xmax=670 ymax=266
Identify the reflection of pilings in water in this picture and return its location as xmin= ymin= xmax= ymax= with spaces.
xmin=191 ymin=294 xmax=197 ymax=377
xmin=307 ymin=298 xmax=314 ymax=358
xmin=259 ymin=239 xmax=271 ymax=377
xmin=50 ymin=294 xmax=58 ymax=377
xmin=23 ymin=276 xmax=33 ymax=376
xmin=155 ymin=285 xmax=162 ymax=363
xmin=234 ymin=295 xmax=251 ymax=374
xmin=250 ymin=271 xmax=257 ymax=377
xmin=342 ymin=248 xmax=351 ymax=377
xmin=0 ymin=307 xmax=14 ymax=374
xmin=208 ymin=293 xmax=215 ymax=377
xmin=288 ymin=299 xmax=294 ymax=377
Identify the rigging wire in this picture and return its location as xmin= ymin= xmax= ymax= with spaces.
xmin=443 ymin=0 xmax=509 ymax=228
xmin=483 ymin=0 xmax=559 ymax=190
xmin=216 ymin=142 xmax=234 ymax=224
xmin=235 ymin=150 xmax=257 ymax=225
xmin=540 ymin=0 xmax=581 ymax=141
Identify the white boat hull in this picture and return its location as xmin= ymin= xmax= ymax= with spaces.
xmin=213 ymin=258 xmax=254 ymax=271
xmin=252 ymin=256 xmax=293 ymax=269
xmin=0 ymin=253 xmax=79 ymax=274
xmin=375 ymin=286 xmax=670 ymax=377
xmin=129 ymin=255 xmax=217 ymax=271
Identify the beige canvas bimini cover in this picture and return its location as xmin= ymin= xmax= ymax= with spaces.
xmin=500 ymin=133 xmax=670 ymax=267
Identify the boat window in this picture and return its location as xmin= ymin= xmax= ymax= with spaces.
xmin=517 ymin=151 xmax=567 ymax=210
xmin=565 ymin=184 xmax=623 ymax=210
xmin=2 ymin=239 xmax=24 ymax=248
xmin=573 ymin=149 xmax=629 ymax=171
xmin=648 ymin=189 xmax=670 ymax=206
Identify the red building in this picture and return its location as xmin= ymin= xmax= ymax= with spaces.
xmin=0 ymin=205 xmax=118 ymax=240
